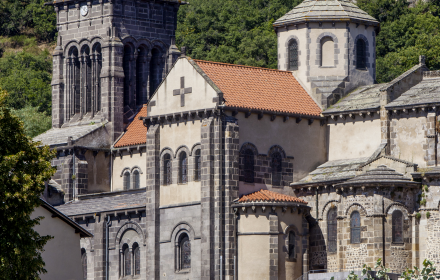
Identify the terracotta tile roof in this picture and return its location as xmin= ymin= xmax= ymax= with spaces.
xmin=193 ymin=60 xmax=322 ymax=116
xmin=238 ymin=189 xmax=307 ymax=204
xmin=114 ymin=106 xmax=147 ymax=148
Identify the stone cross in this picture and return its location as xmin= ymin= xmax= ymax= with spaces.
xmin=173 ymin=76 xmax=192 ymax=107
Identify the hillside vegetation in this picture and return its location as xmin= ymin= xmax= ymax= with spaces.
xmin=0 ymin=0 xmax=439 ymax=136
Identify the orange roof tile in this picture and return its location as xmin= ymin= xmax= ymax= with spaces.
xmin=114 ymin=106 xmax=147 ymax=148
xmin=238 ymin=189 xmax=307 ymax=204
xmin=193 ymin=60 xmax=322 ymax=116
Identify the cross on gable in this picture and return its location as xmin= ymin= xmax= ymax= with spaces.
xmin=173 ymin=76 xmax=192 ymax=107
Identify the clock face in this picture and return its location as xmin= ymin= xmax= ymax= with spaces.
xmin=80 ymin=5 xmax=88 ymax=17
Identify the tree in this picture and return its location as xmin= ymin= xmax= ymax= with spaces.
xmin=401 ymin=259 xmax=440 ymax=279
xmin=11 ymin=106 xmax=51 ymax=138
xmin=0 ymin=88 xmax=56 ymax=279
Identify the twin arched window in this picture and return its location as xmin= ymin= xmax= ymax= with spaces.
xmin=178 ymin=233 xmax=191 ymax=271
xmin=81 ymin=248 xmax=87 ymax=280
xmin=350 ymin=211 xmax=361 ymax=244
xmin=121 ymin=243 xmax=140 ymax=277
xmin=356 ymin=39 xmax=367 ymax=70
xmin=288 ymin=39 xmax=298 ymax=71
xmin=271 ymin=152 xmax=283 ymax=186
xmin=392 ymin=210 xmax=403 ymax=243
xmin=327 ymin=208 xmax=337 ymax=252
xmin=122 ymin=168 xmax=141 ymax=190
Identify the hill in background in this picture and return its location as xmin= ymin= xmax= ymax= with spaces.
xmin=1 ymin=0 xmax=440 ymax=136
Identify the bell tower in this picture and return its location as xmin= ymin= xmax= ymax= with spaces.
xmin=50 ymin=0 xmax=184 ymax=142
xmin=274 ymin=0 xmax=379 ymax=109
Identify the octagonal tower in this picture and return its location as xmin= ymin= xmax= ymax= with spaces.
xmin=274 ymin=0 xmax=379 ymax=109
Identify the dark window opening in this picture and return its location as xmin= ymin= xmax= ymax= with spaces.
xmin=271 ymin=152 xmax=282 ymax=186
xmin=392 ymin=210 xmax=403 ymax=243
xmin=288 ymin=40 xmax=298 ymax=71
xmin=179 ymin=152 xmax=188 ymax=184
xmin=81 ymin=248 xmax=87 ymax=280
xmin=123 ymin=171 xmax=130 ymax=190
xmin=356 ymin=39 xmax=367 ymax=70
xmin=178 ymin=233 xmax=191 ymax=270
xmin=164 ymin=154 xmax=172 ymax=185
xmin=243 ymin=149 xmax=254 ymax=183
xmin=123 ymin=244 xmax=131 ymax=276
xmin=133 ymin=243 xmax=140 ymax=275
xmin=288 ymin=231 xmax=295 ymax=259
xmin=194 ymin=149 xmax=201 ymax=182
xmin=327 ymin=207 xmax=337 ymax=252
xmin=133 ymin=170 xmax=140 ymax=189
xmin=350 ymin=211 xmax=361 ymax=244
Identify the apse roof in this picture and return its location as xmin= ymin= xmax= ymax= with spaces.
xmin=274 ymin=0 xmax=379 ymax=27
xmin=237 ymin=189 xmax=307 ymax=204
xmin=335 ymin=165 xmax=420 ymax=187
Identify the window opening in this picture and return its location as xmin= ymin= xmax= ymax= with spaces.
xmin=133 ymin=243 xmax=140 ymax=275
xmin=271 ymin=152 xmax=282 ymax=186
xmin=133 ymin=169 xmax=140 ymax=189
xmin=194 ymin=149 xmax=201 ymax=181
xmin=351 ymin=211 xmax=361 ymax=244
xmin=392 ymin=210 xmax=403 ymax=243
xmin=243 ymin=149 xmax=254 ymax=183
xmin=164 ymin=154 xmax=172 ymax=185
xmin=288 ymin=40 xmax=298 ymax=71
xmin=179 ymin=152 xmax=188 ymax=184
xmin=288 ymin=231 xmax=295 ymax=259
xmin=356 ymin=39 xmax=366 ymax=70
xmin=81 ymin=248 xmax=87 ymax=279
xmin=327 ymin=208 xmax=337 ymax=252
xmin=179 ymin=234 xmax=191 ymax=270
xmin=123 ymin=171 xmax=130 ymax=190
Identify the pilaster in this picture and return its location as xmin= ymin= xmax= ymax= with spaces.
xmin=200 ymin=117 xmax=215 ymax=280
xmin=269 ymin=212 xmax=279 ymax=280
xmin=145 ymin=124 xmax=160 ymax=280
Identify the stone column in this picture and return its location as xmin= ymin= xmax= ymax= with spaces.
xmin=380 ymin=88 xmax=391 ymax=155
xmin=51 ymin=15 xmax=64 ymax=128
xmin=200 ymin=117 xmax=215 ymax=280
xmin=145 ymin=124 xmax=160 ymax=280
xmin=425 ymin=112 xmax=437 ymax=166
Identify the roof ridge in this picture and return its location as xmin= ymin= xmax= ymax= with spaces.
xmin=192 ymin=59 xmax=291 ymax=74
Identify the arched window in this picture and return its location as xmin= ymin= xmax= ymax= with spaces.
xmin=67 ymin=46 xmax=80 ymax=121
xmin=243 ymin=149 xmax=254 ymax=183
xmin=122 ymin=244 xmax=131 ymax=276
xmin=149 ymin=48 xmax=163 ymax=97
xmin=132 ymin=169 xmax=140 ymax=189
xmin=179 ymin=152 xmax=188 ymax=184
xmin=133 ymin=243 xmax=140 ymax=275
xmin=136 ymin=46 xmax=148 ymax=107
xmin=271 ymin=152 xmax=282 ymax=186
xmin=81 ymin=45 xmax=92 ymax=114
xmin=356 ymin=39 xmax=366 ymax=70
xmin=350 ymin=211 xmax=361 ymax=244
xmin=123 ymin=171 xmax=131 ymax=190
xmin=392 ymin=210 xmax=403 ymax=243
xmin=288 ymin=39 xmax=298 ymax=71
xmin=81 ymin=248 xmax=87 ymax=280
xmin=288 ymin=231 xmax=295 ymax=259
xmin=194 ymin=149 xmax=201 ymax=182
xmin=163 ymin=154 xmax=172 ymax=185
xmin=178 ymin=233 xmax=191 ymax=271
xmin=327 ymin=207 xmax=337 ymax=252
xmin=321 ymin=37 xmax=334 ymax=67
xmin=123 ymin=45 xmax=134 ymax=121
xmin=92 ymin=43 xmax=102 ymax=113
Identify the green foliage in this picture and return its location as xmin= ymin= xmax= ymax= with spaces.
xmin=401 ymin=259 xmax=440 ymax=279
xmin=427 ymin=211 xmax=431 ymax=219
xmin=10 ymin=106 xmax=51 ymax=138
xmin=420 ymin=198 xmax=427 ymax=206
xmin=0 ymin=0 xmax=56 ymax=41
xmin=0 ymin=48 xmax=52 ymax=115
xmin=416 ymin=212 xmax=422 ymax=219
xmin=357 ymin=0 xmax=410 ymax=23
xmin=425 ymin=185 xmax=430 ymax=192
xmin=0 ymin=88 xmax=56 ymax=279
xmin=360 ymin=258 xmax=390 ymax=280
xmin=176 ymin=0 xmax=303 ymax=69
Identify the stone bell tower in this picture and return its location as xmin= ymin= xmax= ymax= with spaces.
xmin=274 ymin=0 xmax=379 ymax=109
xmin=50 ymin=0 xmax=184 ymax=142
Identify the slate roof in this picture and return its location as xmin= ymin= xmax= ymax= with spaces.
xmin=324 ymin=84 xmax=382 ymax=114
xmin=114 ymin=106 xmax=148 ymax=148
xmin=335 ymin=165 xmax=420 ymax=187
xmin=55 ymin=189 xmax=146 ymax=216
xmin=386 ymin=77 xmax=440 ymax=110
xmin=238 ymin=189 xmax=307 ymax=204
xmin=193 ymin=60 xmax=322 ymax=117
xmin=273 ymin=0 xmax=379 ymax=27
xmin=292 ymin=157 xmax=369 ymax=187
xmin=34 ymin=121 xmax=107 ymax=147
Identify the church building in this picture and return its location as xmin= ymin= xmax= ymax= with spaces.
xmin=34 ymin=0 xmax=440 ymax=279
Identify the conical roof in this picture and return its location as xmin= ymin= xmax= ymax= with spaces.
xmin=335 ymin=165 xmax=420 ymax=187
xmin=274 ymin=0 xmax=379 ymax=27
